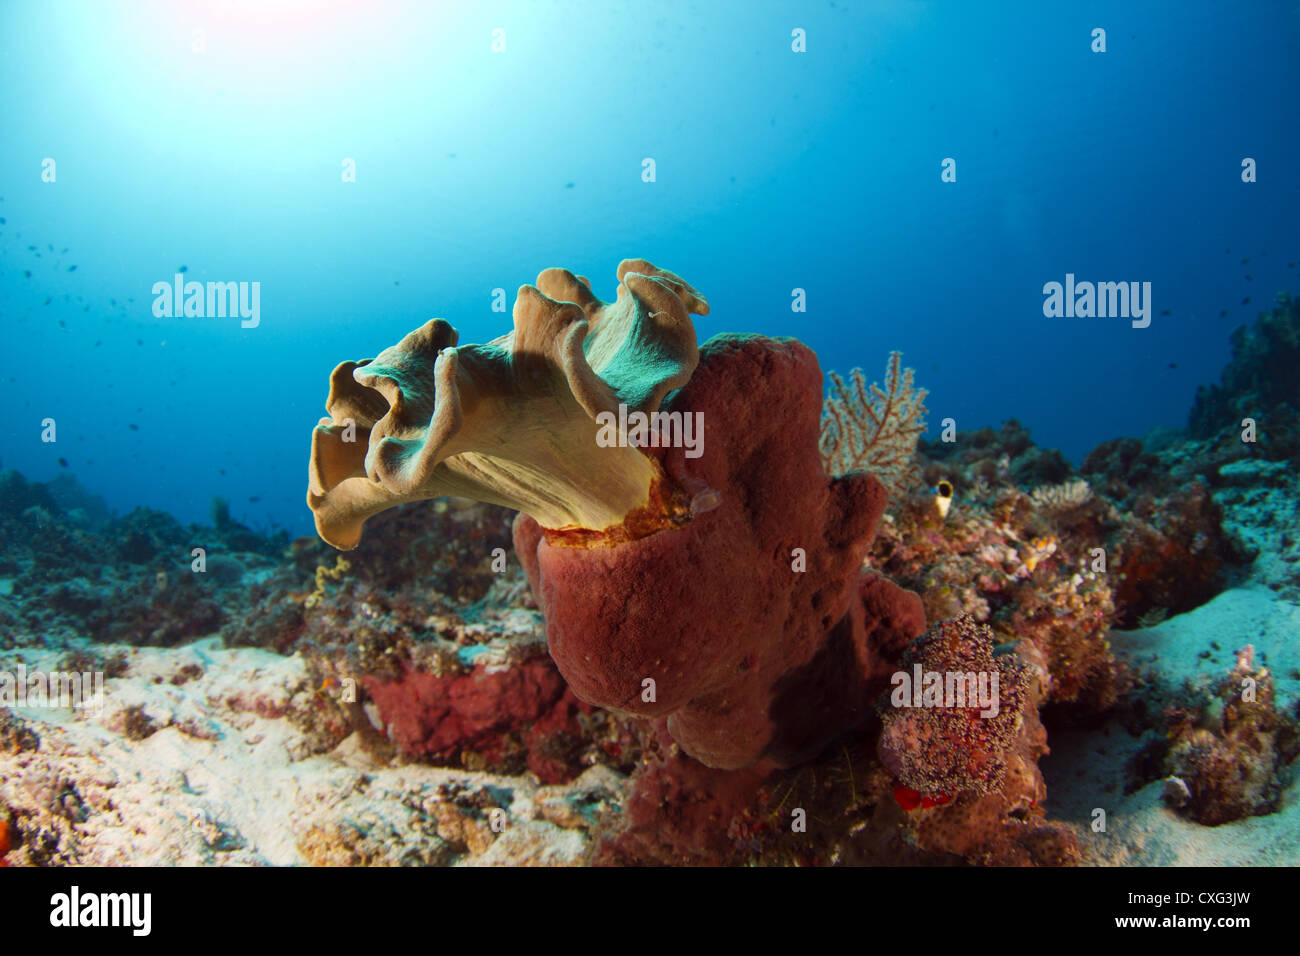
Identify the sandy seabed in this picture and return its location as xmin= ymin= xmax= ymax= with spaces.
xmin=2 ymin=585 xmax=1295 ymax=866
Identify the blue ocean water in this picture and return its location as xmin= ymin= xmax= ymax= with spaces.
xmin=2 ymin=0 xmax=1296 ymax=535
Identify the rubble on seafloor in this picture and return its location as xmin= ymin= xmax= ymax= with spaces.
xmin=1 ymin=298 xmax=1298 ymax=866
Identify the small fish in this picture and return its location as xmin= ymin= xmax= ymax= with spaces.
xmin=23 ymin=270 xmax=30 ymax=278
xmin=42 ymin=297 xmax=50 ymax=305
xmin=128 ymin=423 xmax=139 ymax=431
xmin=1168 ymin=362 xmax=1178 ymax=369
xmin=0 ymin=217 xmax=5 ymax=225
xmin=178 ymin=265 xmax=187 ymax=273
xmin=47 ymin=244 xmax=53 ymax=252
xmin=67 ymin=265 xmax=76 ymax=272
xmin=1160 ymin=309 xmax=1171 ymax=316
xmin=1242 ymin=296 xmax=1252 ymax=305
xmin=1219 ymin=309 xmax=1229 ymax=318
xmin=1241 ymin=257 xmax=1250 ymax=264
xmin=248 ymin=495 xmax=261 ymax=503
xmin=565 ymin=182 xmax=574 ymax=189
xmin=1245 ymin=274 xmax=1253 ymax=280
xmin=58 ymin=457 xmax=68 ymax=467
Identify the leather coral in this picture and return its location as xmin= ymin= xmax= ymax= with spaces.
xmin=307 ymin=259 xmax=707 ymax=549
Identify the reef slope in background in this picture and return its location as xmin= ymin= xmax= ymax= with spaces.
xmin=0 ymin=295 xmax=1298 ymax=866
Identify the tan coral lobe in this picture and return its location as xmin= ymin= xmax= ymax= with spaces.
xmin=306 ymin=260 xmax=709 ymax=550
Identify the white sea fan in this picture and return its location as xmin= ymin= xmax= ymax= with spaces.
xmin=819 ymin=352 xmax=928 ymax=495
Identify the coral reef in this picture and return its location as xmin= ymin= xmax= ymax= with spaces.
xmin=1106 ymin=480 xmax=1234 ymax=626
xmin=309 ymin=262 xmax=926 ymax=770
xmin=1074 ymin=301 xmax=1300 ymax=605
xmin=592 ymin=696 xmax=1079 ymax=867
xmin=0 ymin=470 xmax=282 ymax=648
xmin=1190 ymin=293 xmax=1300 ymax=457
xmin=1209 ymin=459 xmax=1300 ymax=601
xmin=866 ymin=452 xmax=1124 ymax=716
xmin=1159 ymin=646 xmax=1299 ymax=825
xmin=280 ymin=500 xmax=632 ymax=781
xmin=3 ymin=277 xmax=1298 ymax=868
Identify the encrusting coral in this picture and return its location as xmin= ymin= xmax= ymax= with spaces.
xmin=307 ymin=260 xmax=926 ymax=770
xmin=876 ymin=616 xmax=1031 ymax=798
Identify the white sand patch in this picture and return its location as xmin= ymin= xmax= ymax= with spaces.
xmin=1109 ymin=586 xmax=1300 ymax=706
xmin=1046 ymin=723 xmax=1300 ymax=866
xmin=1043 ymin=586 xmax=1299 ymax=866
xmin=0 ymin=639 xmax=606 ymax=866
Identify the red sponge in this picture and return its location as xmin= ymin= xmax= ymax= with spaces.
xmin=516 ymin=334 xmax=925 ymax=769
